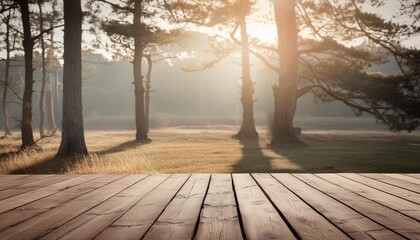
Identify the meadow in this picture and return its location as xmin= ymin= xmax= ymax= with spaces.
xmin=1 ymin=127 xmax=419 ymax=174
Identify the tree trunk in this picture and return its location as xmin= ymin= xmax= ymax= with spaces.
xmin=271 ymin=0 xmax=300 ymax=145
xmin=236 ymin=1 xmax=258 ymax=138
xmin=133 ymin=0 xmax=150 ymax=143
xmin=53 ymin=71 xmax=60 ymax=129
xmin=144 ymin=54 xmax=152 ymax=133
xmin=46 ymin=72 xmax=57 ymax=132
xmin=56 ymin=0 xmax=88 ymax=157
xmin=38 ymin=0 xmax=46 ymax=137
xmin=18 ymin=0 xmax=35 ymax=148
xmin=2 ymin=13 xmax=12 ymax=137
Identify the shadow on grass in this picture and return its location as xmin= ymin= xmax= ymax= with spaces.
xmin=269 ymin=137 xmax=420 ymax=173
xmin=94 ymin=140 xmax=142 ymax=156
xmin=232 ymin=137 xmax=299 ymax=173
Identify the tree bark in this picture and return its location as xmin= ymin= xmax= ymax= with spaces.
xmin=18 ymin=0 xmax=35 ymax=148
xmin=56 ymin=0 xmax=88 ymax=157
xmin=144 ymin=54 xmax=152 ymax=133
xmin=271 ymin=0 xmax=300 ymax=144
xmin=46 ymin=18 xmax=57 ymax=133
xmin=2 ymin=13 xmax=12 ymax=137
xmin=38 ymin=0 xmax=46 ymax=137
xmin=236 ymin=0 xmax=258 ymax=138
xmin=46 ymin=72 xmax=56 ymax=132
xmin=133 ymin=0 xmax=150 ymax=143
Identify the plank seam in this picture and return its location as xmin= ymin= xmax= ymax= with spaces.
xmin=359 ymin=174 xmax=420 ymax=194
xmin=230 ymin=173 xmax=247 ymax=240
xmin=31 ymin=174 xmax=145 ymax=239
xmin=269 ymin=173 xmax=352 ymax=239
xmin=191 ymin=174 xmax=212 ymax=240
xmin=0 ymin=175 xmax=105 ymax=213
xmin=140 ymin=174 xmax=193 ymax=240
xmin=338 ymin=173 xmax=420 ymax=205
xmin=250 ymin=174 xmax=302 ymax=240
xmin=91 ymin=174 xmax=173 ymax=239
xmin=0 ymin=175 xmax=75 ymax=201
xmin=292 ymin=174 xmax=409 ymax=239
xmin=318 ymin=174 xmax=420 ymax=222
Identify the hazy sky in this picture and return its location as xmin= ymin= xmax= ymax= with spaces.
xmin=0 ymin=0 xmax=418 ymax=60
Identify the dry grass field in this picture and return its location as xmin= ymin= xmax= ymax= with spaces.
xmin=0 ymin=127 xmax=419 ymax=174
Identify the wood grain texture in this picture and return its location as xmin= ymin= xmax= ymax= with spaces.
xmin=95 ymin=174 xmax=190 ymax=240
xmin=232 ymin=174 xmax=296 ymax=240
xmin=143 ymin=174 xmax=210 ymax=240
xmin=0 ymin=174 xmax=418 ymax=240
xmin=0 ymin=175 xmax=29 ymax=185
xmin=384 ymin=174 xmax=420 ymax=185
xmin=340 ymin=173 xmax=420 ymax=204
xmin=253 ymin=174 xmax=350 ymax=240
xmin=295 ymin=174 xmax=420 ymax=239
xmin=318 ymin=174 xmax=420 ymax=220
xmin=0 ymin=174 xmax=72 ymax=200
xmin=274 ymin=174 xmax=403 ymax=240
xmin=0 ymin=175 xmax=114 ymax=232
xmin=0 ymin=175 xmax=143 ymax=240
xmin=195 ymin=174 xmax=243 ymax=240
xmin=362 ymin=174 xmax=420 ymax=193
xmin=0 ymin=175 xmax=97 ymax=214
xmin=41 ymin=175 xmax=169 ymax=240
xmin=405 ymin=174 xmax=420 ymax=179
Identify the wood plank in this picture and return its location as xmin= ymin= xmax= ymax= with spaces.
xmin=142 ymin=174 xmax=210 ymax=240
xmin=40 ymin=175 xmax=170 ymax=240
xmin=231 ymin=174 xmax=296 ymax=240
xmin=0 ymin=175 xmax=100 ymax=214
xmin=195 ymin=174 xmax=243 ymax=240
xmin=273 ymin=174 xmax=403 ymax=240
xmin=339 ymin=173 xmax=420 ymax=205
xmin=253 ymin=174 xmax=349 ymax=239
xmin=0 ymin=175 xmax=45 ymax=191
xmin=318 ymin=174 xmax=420 ymax=220
xmin=405 ymin=174 xmax=420 ymax=180
xmin=362 ymin=174 xmax=420 ymax=193
xmin=0 ymin=175 xmax=145 ymax=240
xmin=295 ymin=174 xmax=420 ymax=239
xmin=0 ymin=174 xmax=28 ymax=183
xmin=384 ymin=174 xmax=420 ymax=185
xmin=95 ymin=174 xmax=190 ymax=239
xmin=0 ymin=174 xmax=72 ymax=199
xmin=0 ymin=175 xmax=120 ymax=232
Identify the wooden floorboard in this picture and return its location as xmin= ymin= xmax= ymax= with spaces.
xmin=195 ymin=174 xmax=243 ymax=240
xmin=318 ymin=174 xmax=420 ymax=220
xmin=275 ymin=174 xmax=404 ymax=240
xmin=361 ymin=173 xmax=420 ymax=193
xmin=339 ymin=173 xmax=420 ymax=204
xmin=295 ymin=174 xmax=420 ymax=239
xmin=0 ymin=173 xmax=418 ymax=240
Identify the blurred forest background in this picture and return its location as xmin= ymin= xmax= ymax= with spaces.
xmin=0 ymin=41 xmax=402 ymax=132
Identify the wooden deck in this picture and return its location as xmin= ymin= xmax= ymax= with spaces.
xmin=0 ymin=174 xmax=419 ymax=239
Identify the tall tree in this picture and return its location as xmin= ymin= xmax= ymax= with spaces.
xmin=37 ymin=0 xmax=47 ymax=137
xmin=56 ymin=0 xmax=88 ymax=157
xmin=263 ymin=0 xmax=420 ymax=144
xmin=0 ymin=6 xmax=15 ymax=137
xmin=17 ymin=0 xmax=35 ymax=148
xmin=164 ymin=0 xmax=259 ymax=138
xmin=44 ymin=0 xmax=61 ymax=133
xmin=232 ymin=0 xmax=258 ymax=138
xmin=88 ymin=0 xmax=181 ymax=142
xmin=271 ymin=0 xmax=299 ymax=143
xmin=132 ymin=0 xmax=148 ymax=142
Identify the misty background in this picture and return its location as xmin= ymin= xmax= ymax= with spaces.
xmin=0 ymin=32 xmax=402 ymax=132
